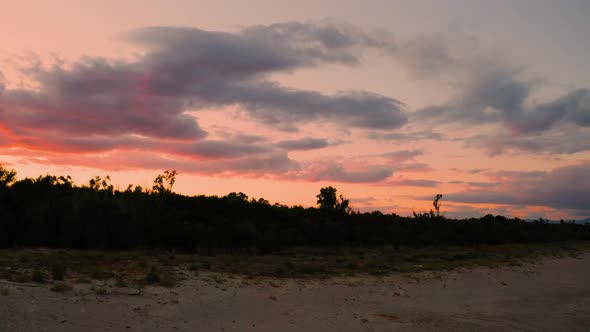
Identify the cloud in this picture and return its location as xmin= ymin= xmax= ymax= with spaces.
xmin=296 ymin=160 xmax=393 ymax=183
xmin=366 ymin=130 xmax=444 ymax=142
xmin=442 ymin=203 xmax=515 ymax=220
xmin=126 ymin=22 xmax=407 ymax=131
xmin=275 ymin=138 xmax=329 ymax=150
xmin=0 ymin=20 xmax=410 ymax=177
xmin=445 ymin=162 xmax=590 ymax=215
xmin=417 ymin=67 xmax=590 ymax=135
xmin=380 ymin=177 xmax=440 ymax=187
xmin=16 ymin=149 xmax=300 ymax=177
xmin=465 ymin=182 xmax=499 ymax=188
xmin=382 ymin=149 xmax=423 ymax=163
xmin=464 ymin=126 xmax=590 ymax=156
xmin=349 ymin=196 xmax=377 ymax=205
xmin=397 ymin=33 xmax=590 ymax=155
xmin=7 ymin=57 xmax=207 ymax=138
xmin=392 ymin=162 xmax=433 ymax=173
xmin=130 ymin=21 xmax=393 ymax=75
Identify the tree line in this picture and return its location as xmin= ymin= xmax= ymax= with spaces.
xmin=1 ymin=166 xmax=588 ymax=251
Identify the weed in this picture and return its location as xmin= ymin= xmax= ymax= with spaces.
xmin=90 ymin=269 xmax=115 ymax=280
xmin=115 ymin=279 xmax=128 ymax=287
xmin=144 ymin=266 xmax=161 ymax=284
xmin=75 ymin=278 xmax=92 ymax=284
xmin=51 ymin=265 xmax=66 ymax=280
xmin=50 ymin=283 xmax=73 ymax=293
xmin=91 ymin=286 xmax=108 ymax=295
xmin=31 ymin=269 xmax=45 ymax=283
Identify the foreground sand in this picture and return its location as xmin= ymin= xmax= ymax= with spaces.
xmin=1 ymin=254 xmax=589 ymax=332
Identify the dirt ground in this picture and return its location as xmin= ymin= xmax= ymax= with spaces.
xmin=1 ymin=254 xmax=589 ymax=332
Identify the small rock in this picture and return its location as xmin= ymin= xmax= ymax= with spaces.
xmin=269 ymin=295 xmax=278 ymax=300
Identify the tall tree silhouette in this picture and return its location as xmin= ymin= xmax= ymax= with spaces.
xmin=316 ymin=186 xmax=350 ymax=213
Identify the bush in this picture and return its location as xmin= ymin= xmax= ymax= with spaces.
xmin=0 ymin=166 xmax=588 ymax=252
xmin=52 ymin=265 xmax=66 ymax=280
xmin=144 ymin=266 xmax=161 ymax=284
xmin=50 ymin=283 xmax=72 ymax=293
xmin=31 ymin=269 xmax=45 ymax=283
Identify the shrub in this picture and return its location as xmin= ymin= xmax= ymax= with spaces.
xmin=144 ymin=266 xmax=161 ymax=284
xmin=31 ymin=269 xmax=45 ymax=283
xmin=52 ymin=265 xmax=66 ymax=280
xmin=50 ymin=283 xmax=72 ymax=293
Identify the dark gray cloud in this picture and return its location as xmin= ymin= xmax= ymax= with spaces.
xmin=381 ymin=178 xmax=440 ymax=187
xmin=392 ymin=162 xmax=433 ymax=173
xmin=299 ymin=160 xmax=393 ymax=183
xmin=231 ymin=134 xmax=267 ymax=144
xmin=417 ymin=68 xmax=590 ymax=135
xmin=465 ymin=182 xmax=499 ymax=188
xmin=230 ymin=84 xmax=406 ymax=130
xmin=396 ymin=33 xmax=590 ymax=155
xmin=466 ymin=127 xmax=590 ymax=156
xmin=0 ymin=58 xmax=207 ymax=140
xmin=275 ymin=138 xmax=329 ymax=151
xmin=447 ymin=180 xmax=498 ymax=188
xmin=445 ymin=162 xmax=590 ymax=215
xmin=366 ymin=130 xmax=444 ymax=142
xmin=382 ymin=149 xmax=423 ymax=162
xmin=171 ymin=140 xmax=270 ymax=159
xmin=0 ymin=20 xmax=409 ymax=177
xmin=126 ymin=22 xmax=406 ymax=131
xmin=130 ymin=21 xmax=392 ymax=75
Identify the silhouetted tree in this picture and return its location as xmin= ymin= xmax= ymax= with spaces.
xmin=316 ymin=186 xmax=350 ymax=213
xmin=0 ymin=165 xmax=588 ymax=250
xmin=88 ymin=175 xmax=114 ymax=194
xmin=433 ymin=194 xmax=443 ymax=217
xmin=0 ymin=165 xmax=17 ymax=188
xmin=152 ymin=170 xmax=177 ymax=194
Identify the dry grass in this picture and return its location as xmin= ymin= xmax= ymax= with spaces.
xmin=0 ymin=242 xmax=588 ymax=289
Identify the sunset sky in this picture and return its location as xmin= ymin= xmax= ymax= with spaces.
xmin=0 ymin=0 xmax=589 ymax=219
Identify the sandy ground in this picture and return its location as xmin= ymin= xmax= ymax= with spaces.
xmin=1 ymin=254 xmax=589 ymax=332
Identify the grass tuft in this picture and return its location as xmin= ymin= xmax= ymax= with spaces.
xmin=31 ymin=269 xmax=45 ymax=283
xmin=50 ymin=282 xmax=73 ymax=293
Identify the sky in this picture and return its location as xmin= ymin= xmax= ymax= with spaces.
xmin=0 ymin=0 xmax=589 ymax=219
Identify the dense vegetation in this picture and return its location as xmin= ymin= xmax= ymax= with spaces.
xmin=1 ymin=166 xmax=589 ymax=251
